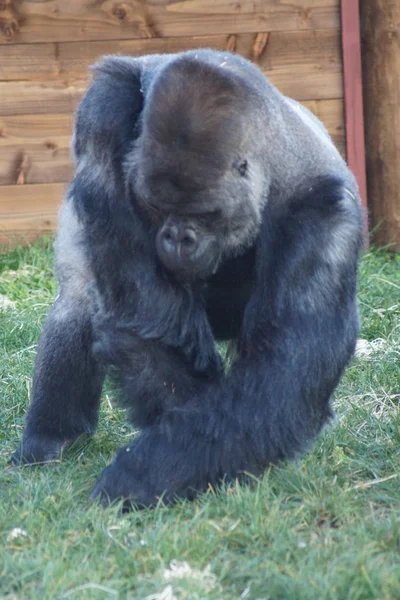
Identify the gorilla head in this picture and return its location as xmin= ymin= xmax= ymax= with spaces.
xmin=128 ymin=57 xmax=265 ymax=282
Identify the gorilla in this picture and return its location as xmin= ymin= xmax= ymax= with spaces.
xmin=12 ymin=49 xmax=364 ymax=507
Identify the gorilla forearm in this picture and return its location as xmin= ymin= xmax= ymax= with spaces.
xmin=96 ymin=322 xmax=222 ymax=429
xmin=77 ymin=180 xmax=221 ymax=377
xmin=12 ymin=298 xmax=104 ymax=464
xmin=88 ymin=246 xmax=223 ymax=426
xmin=91 ymin=302 xmax=357 ymax=507
xmin=84 ymin=223 xmax=223 ymax=428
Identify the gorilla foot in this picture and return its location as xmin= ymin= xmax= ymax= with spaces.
xmin=10 ymin=432 xmax=90 ymax=466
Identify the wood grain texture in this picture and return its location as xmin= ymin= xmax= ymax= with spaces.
xmin=361 ymin=0 xmax=400 ymax=249
xmin=0 ymin=30 xmax=343 ymax=116
xmin=0 ymin=0 xmax=340 ymax=45
xmin=302 ymin=99 xmax=345 ymax=157
xmin=0 ymin=80 xmax=85 ymax=117
xmin=0 ymin=115 xmax=74 ymax=185
xmin=1 ymin=30 xmax=342 ymax=82
xmin=255 ymin=29 xmax=343 ymax=101
xmin=0 ymin=183 xmax=64 ymax=246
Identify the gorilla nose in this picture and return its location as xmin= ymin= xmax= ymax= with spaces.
xmin=159 ymin=223 xmax=198 ymax=258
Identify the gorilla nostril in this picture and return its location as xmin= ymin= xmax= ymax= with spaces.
xmin=160 ymin=224 xmax=179 ymax=254
xmin=161 ymin=237 xmax=174 ymax=255
xmin=180 ymin=231 xmax=196 ymax=247
xmin=178 ymin=229 xmax=197 ymax=256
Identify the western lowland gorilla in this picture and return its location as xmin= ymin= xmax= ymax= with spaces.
xmin=12 ymin=49 xmax=364 ymax=508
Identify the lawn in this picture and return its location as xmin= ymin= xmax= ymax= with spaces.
xmin=0 ymin=240 xmax=399 ymax=600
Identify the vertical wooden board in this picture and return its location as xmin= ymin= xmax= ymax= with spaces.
xmin=302 ymin=99 xmax=345 ymax=157
xmin=360 ymin=0 xmax=400 ymax=248
xmin=253 ymin=29 xmax=343 ymax=100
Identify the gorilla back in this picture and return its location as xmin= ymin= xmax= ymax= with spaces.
xmin=12 ymin=49 xmax=364 ymax=508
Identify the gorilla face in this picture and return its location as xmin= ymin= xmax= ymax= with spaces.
xmin=127 ymin=57 xmax=266 ymax=282
xmin=131 ymin=158 xmax=263 ymax=282
xmin=131 ymin=165 xmax=262 ymax=282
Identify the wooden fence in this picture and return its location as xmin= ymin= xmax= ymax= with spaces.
xmin=0 ymin=0 xmax=346 ymax=246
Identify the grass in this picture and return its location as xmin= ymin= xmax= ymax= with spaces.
xmin=0 ymin=239 xmax=399 ymax=600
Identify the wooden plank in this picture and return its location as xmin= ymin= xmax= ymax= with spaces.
xmin=360 ymin=0 xmax=400 ymax=249
xmin=0 ymin=37 xmax=216 ymax=81
xmin=1 ymin=30 xmax=342 ymax=82
xmin=0 ymin=43 xmax=57 ymax=81
xmin=0 ymin=115 xmax=74 ymax=185
xmin=0 ymin=183 xmax=64 ymax=246
xmin=255 ymin=29 xmax=343 ymax=102
xmin=0 ymin=71 xmax=342 ymax=117
xmin=341 ymin=0 xmax=367 ymax=214
xmin=0 ymin=30 xmax=343 ymax=116
xmin=0 ymin=1 xmax=340 ymax=45
xmin=0 ymin=100 xmax=345 ymax=186
xmin=0 ymin=80 xmax=85 ymax=117
xmin=302 ymin=99 xmax=345 ymax=157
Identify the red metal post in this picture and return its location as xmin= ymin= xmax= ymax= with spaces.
xmin=341 ymin=0 xmax=368 ymax=215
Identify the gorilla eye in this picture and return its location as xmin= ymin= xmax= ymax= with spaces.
xmin=209 ymin=209 xmax=222 ymax=219
xmin=236 ymin=160 xmax=248 ymax=177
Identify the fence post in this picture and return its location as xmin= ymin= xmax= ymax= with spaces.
xmin=360 ymin=0 xmax=400 ymax=250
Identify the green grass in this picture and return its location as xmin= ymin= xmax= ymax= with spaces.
xmin=0 ymin=240 xmax=399 ymax=600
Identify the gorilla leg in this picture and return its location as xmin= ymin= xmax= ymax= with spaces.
xmin=12 ymin=296 xmax=104 ymax=465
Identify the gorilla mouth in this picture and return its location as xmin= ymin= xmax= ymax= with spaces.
xmin=159 ymin=251 xmax=221 ymax=283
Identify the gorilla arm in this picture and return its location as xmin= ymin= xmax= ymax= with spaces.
xmin=90 ymin=178 xmax=363 ymax=507
xmin=76 ymin=169 xmax=222 ymax=432
xmin=11 ymin=198 xmax=106 ymax=465
xmin=71 ymin=55 xmax=221 ymax=378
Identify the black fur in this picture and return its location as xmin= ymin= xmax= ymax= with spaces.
xmin=11 ymin=49 xmax=364 ymax=508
